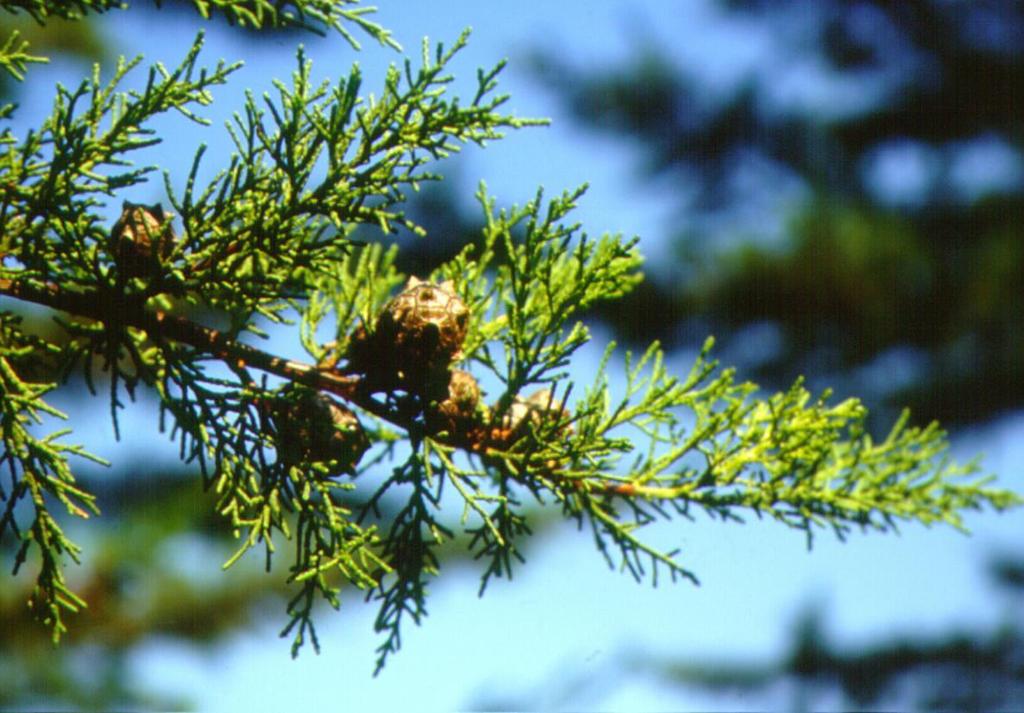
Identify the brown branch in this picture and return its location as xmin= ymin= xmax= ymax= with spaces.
xmin=0 ymin=276 xmax=621 ymax=495
xmin=0 ymin=276 xmax=378 ymax=411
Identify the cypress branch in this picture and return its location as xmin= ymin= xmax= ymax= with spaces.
xmin=0 ymin=0 xmax=1019 ymax=674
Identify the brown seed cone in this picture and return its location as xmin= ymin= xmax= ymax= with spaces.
xmin=426 ymin=369 xmax=482 ymax=436
xmin=270 ymin=385 xmax=369 ymax=476
xmin=346 ymin=277 xmax=469 ymax=398
xmin=343 ymin=324 xmax=375 ymax=374
xmin=110 ymin=202 xmax=176 ymax=279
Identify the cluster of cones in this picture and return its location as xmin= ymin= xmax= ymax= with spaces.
xmin=110 ymin=203 xmax=568 ymax=478
xmin=293 ymin=277 xmax=568 ymax=476
xmin=271 ymin=278 xmax=569 ymax=477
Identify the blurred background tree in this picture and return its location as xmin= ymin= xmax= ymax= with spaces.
xmin=624 ymin=554 xmax=1024 ymax=711
xmin=521 ymin=0 xmax=1024 ymax=429
xmin=515 ymin=1 xmax=1023 ymax=709
xmin=2 ymin=1 xmax=1022 ymax=710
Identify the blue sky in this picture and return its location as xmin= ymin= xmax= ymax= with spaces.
xmin=11 ymin=2 xmax=1024 ymax=710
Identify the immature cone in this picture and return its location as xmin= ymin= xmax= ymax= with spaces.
xmin=110 ymin=201 xmax=176 ymax=279
xmin=426 ymin=369 xmax=482 ymax=435
xmin=271 ymin=385 xmax=369 ymax=476
xmin=483 ymin=389 xmax=572 ymax=477
xmin=349 ymin=277 xmax=469 ymax=398
xmin=502 ymin=389 xmax=570 ymax=440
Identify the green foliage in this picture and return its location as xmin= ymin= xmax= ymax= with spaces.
xmin=1 ymin=0 xmax=122 ymax=21
xmin=297 ymin=183 xmax=1017 ymax=672
xmin=0 ymin=314 xmax=107 ymax=642
xmin=0 ymin=0 xmax=1019 ymax=678
xmin=4 ymin=34 xmax=237 ymax=278
xmin=187 ymin=0 xmax=400 ymax=49
xmin=173 ymin=29 xmax=536 ymax=318
xmin=2 ymin=0 xmax=396 ymax=48
xmin=0 ymin=28 xmax=45 ymax=80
